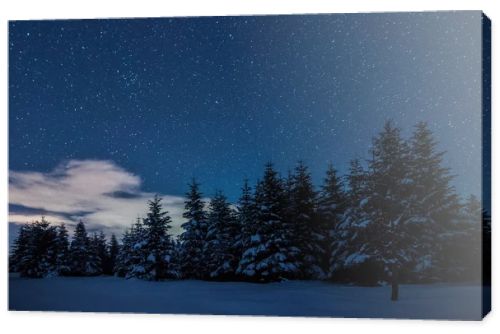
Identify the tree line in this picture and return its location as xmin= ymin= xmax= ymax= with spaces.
xmin=9 ymin=219 xmax=120 ymax=278
xmin=10 ymin=121 xmax=487 ymax=300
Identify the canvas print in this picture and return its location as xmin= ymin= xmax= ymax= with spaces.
xmin=8 ymin=11 xmax=491 ymax=320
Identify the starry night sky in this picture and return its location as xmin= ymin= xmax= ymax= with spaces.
xmin=9 ymin=11 xmax=486 ymax=236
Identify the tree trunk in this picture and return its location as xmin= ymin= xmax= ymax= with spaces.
xmin=391 ymin=266 xmax=399 ymax=301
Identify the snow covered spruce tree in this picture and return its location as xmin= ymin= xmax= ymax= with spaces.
xmin=460 ymin=195 xmax=482 ymax=281
xmin=108 ymin=234 xmax=120 ymax=275
xmin=69 ymin=221 xmax=88 ymax=275
xmin=354 ymin=121 xmax=415 ymax=300
xmin=205 ymin=191 xmax=239 ymax=280
xmin=345 ymin=120 xmax=463 ymax=299
xmin=87 ymin=232 xmax=102 ymax=276
xmin=97 ymin=231 xmax=112 ymax=275
xmin=328 ymin=159 xmax=378 ymax=285
xmin=140 ymin=195 xmax=178 ymax=280
xmin=14 ymin=218 xmax=59 ymax=278
xmin=406 ymin=121 xmax=461 ymax=282
xmin=33 ymin=219 xmax=59 ymax=277
xmin=233 ymin=179 xmax=256 ymax=264
xmin=54 ymin=223 xmax=71 ymax=275
xmin=314 ymin=163 xmax=347 ymax=280
xmin=10 ymin=218 xmax=110 ymax=278
xmin=436 ymin=195 xmax=481 ymax=282
xmin=115 ymin=228 xmax=133 ymax=277
xmin=88 ymin=231 xmax=109 ymax=275
xmin=179 ymin=179 xmax=208 ymax=279
xmin=9 ymin=224 xmax=31 ymax=273
xmin=237 ymin=163 xmax=301 ymax=282
xmin=170 ymin=238 xmax=183 ymax=277
xmin=69 ymin=220 xmax=100 ymax=276
xmin=116 ymin=218 xmax=148 ymax=278
xmin=287 ymin=161 xmax=322 ymax=279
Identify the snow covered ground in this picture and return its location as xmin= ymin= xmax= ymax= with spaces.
xmin=9 ymin=274 xmax=485 ymax=320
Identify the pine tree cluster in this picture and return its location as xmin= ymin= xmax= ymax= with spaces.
xmin=10 ymin=218 xmax=119 ymax=278
xmin=10 ymin=121 xmax=486 ymax=284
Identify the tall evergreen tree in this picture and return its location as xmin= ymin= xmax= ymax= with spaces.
xmin=407 ymin=122 xmax=461 ymax=281
xmin=141 ymin=195 xmax=177 ymax=280
xmin=234 ymin=179 xmax=256 ymax=260
xmin=205 ymin=191 xmax=239 ymax=279
xmin=170 ymin=238 xmax=183 ymax=278
xmin=55 ymin=223 xmax=71 ymax=275
xmin=87 ymin=232 xmax=104 ymax=275
xmin=69 ymin=221 xmax=92 ymax=276
xmin=436 ymin=195 xmax=481 ymax=282
xmin=315 ymin=163 xmax=347 ymax=278
xmin=179 ymin=179 xmax=208 ymax=279
xmin=124 ymin=218 xmax=148 ymax=278
xmin=482 ymin=207 xmax=492 ymax=286
xmin=288 ymin=161 xmax=321 ymax=278
xmin=329 ymin=159 xmax=374 ymax=283
xmin=9 ymin=224 xmax=30 ymax=273
xmin=108 ymin=234 xmax=120 ymax=275
xmin=237 ymin=163 xmax=301 ymax=282
xmin=461 ymin=195 xmax=482 ymax=281
xmin=16 ymin=218 xmax=58 ymax=278
xmin=357 ymin=121 xmax=414 ymax=300
xmin=115 ymin=229 xmax=132 ymax=277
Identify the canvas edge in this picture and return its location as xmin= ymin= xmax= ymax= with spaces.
xmin=481 ymin=11 xmax=492 ymax=320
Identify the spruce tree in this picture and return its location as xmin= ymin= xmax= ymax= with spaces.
xmin=179 ymin=179 xmax=208 ymax=279
xmin=87 ymin=233 xmax=104 ymax=275
xmin=461 ymin=195 xmax=482 ymax=281
xmin=288 ymin=161 xmax=320 ymax=278
xmin=126 ymin=218 xmax=148 ymax=278
xmin=316 ymin=163 xmax=347 ymax=278
xmin=115 ymin=229 xmax=132 ymax=277
xmin=237 ymin=163 xmax=301 ymax=282
xmin=69 ymin=220 xmax=91 ymax=276
xmin=142 ymin=195 xmax=177 ymax=280
xmin=108 ymin=234 xmax=120 ymax=275
xmin=205 ymin=191 xmax=238 ymax=280
xmin=17 ymin=218 xmax=58 ymax=278
xmin=9 ymin=224 xmax=30 ymax=273
xmin=169 ymin=238 xmax=183 ymax=278
xmin=407 ymin=122 xmax=461 ymax=281
xmin=329 ymin=159 xmax=379 ymax=285
xmin=234 ymin=179 xmax=256 ymax=261
xmin=55 ymin=224 xmax=71 ymax=275
xmin=359 ymin=121 xmax=413 ymax=300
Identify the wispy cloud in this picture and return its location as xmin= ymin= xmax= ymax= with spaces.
xmin=9 ymin=160 xmax=186 ymax=238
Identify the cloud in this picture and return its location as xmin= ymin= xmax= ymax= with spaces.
xmin=9 ymin=160 xmax=187 ymax=238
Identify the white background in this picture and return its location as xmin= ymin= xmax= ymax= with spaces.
xmin=0 ymin=0 xmax=498 ymax=333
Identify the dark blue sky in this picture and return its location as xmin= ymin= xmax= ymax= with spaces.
xmin=9 ymin=12 xmax=485 ymax=228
